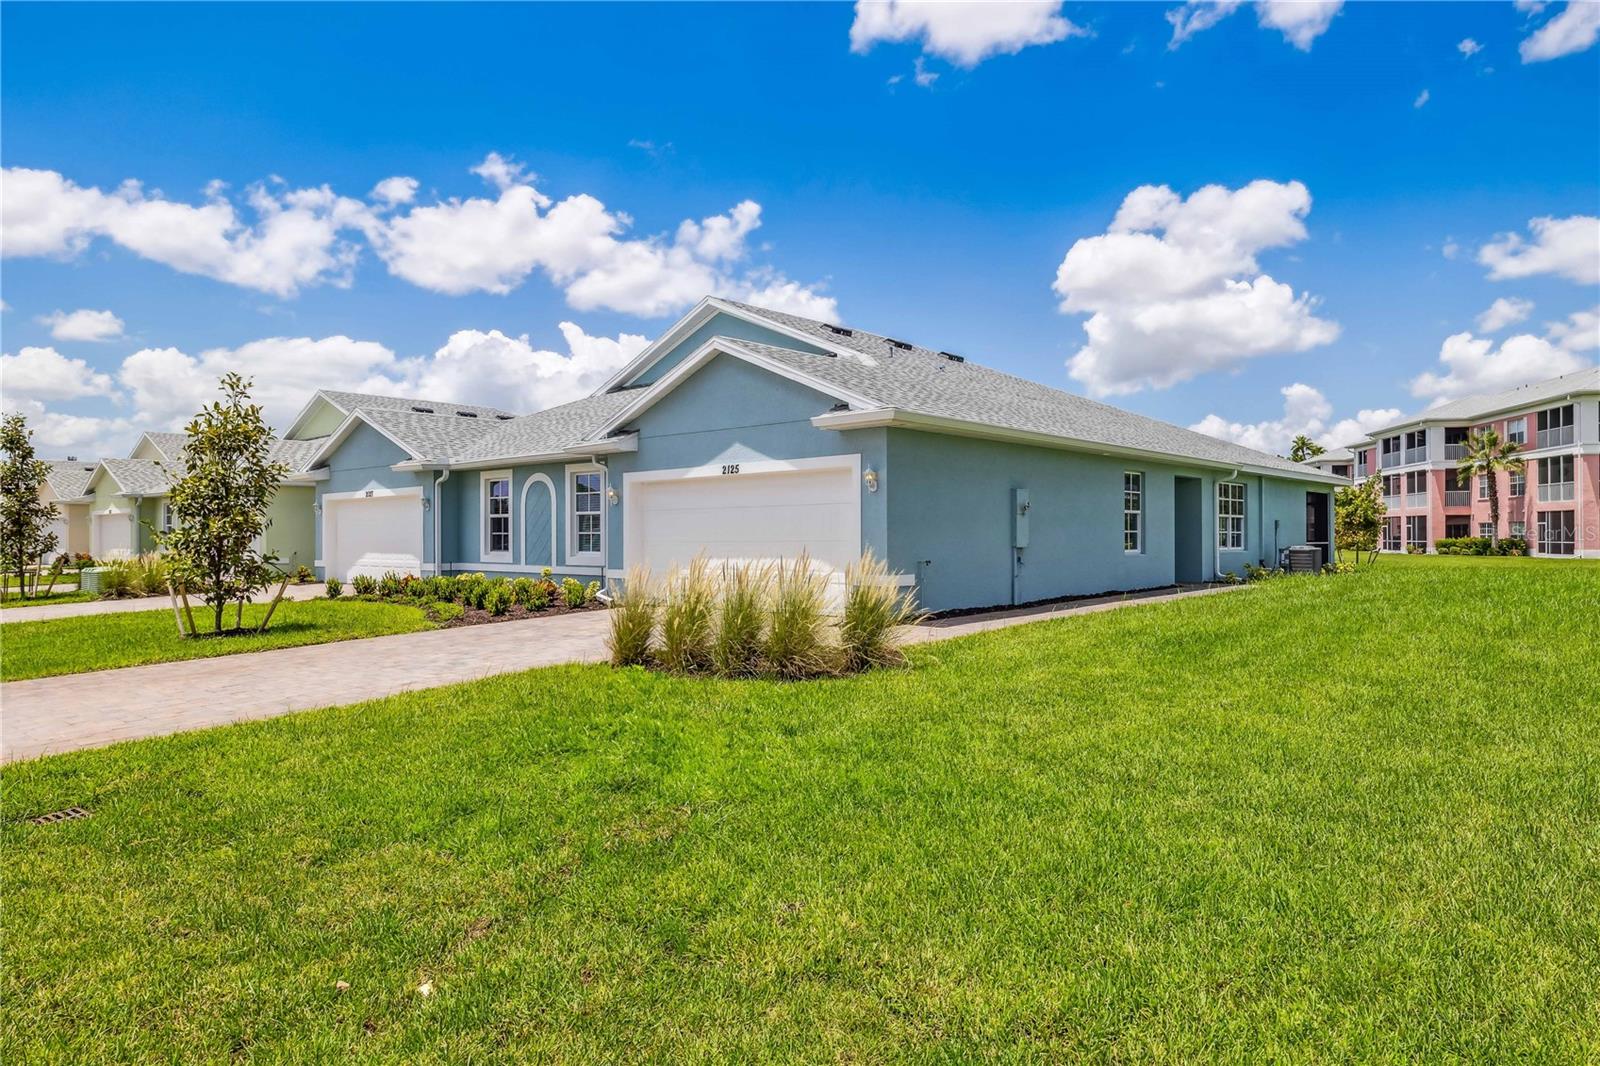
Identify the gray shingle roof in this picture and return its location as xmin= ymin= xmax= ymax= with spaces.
xmin=453 ymin=391 xmax=641 ymax=463
xmin=321 ymin=390 xmax=514 ymax=420
xmin=713 ymin=299 xmax=1333 ymax=478
xmin=358 ymin=407 xmax=506 ymax=461
xmin=99 ymin=457 xmax=173 ymax=495
xmin=269 ymin=436 xmax=326 ymax=473
xmin=139 ymin=431 xmax=188 ymax=464
xmin=1364 ymin=366 xmax=1598 ymax=436
xmin=1310 ymin=447 xmax=1355 ymax=463
xmin=45 ymin=461 xmax=98 ymax=500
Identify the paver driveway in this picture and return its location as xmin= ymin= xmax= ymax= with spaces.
xmin=0 ymin=584 xmax=1231 ymax=763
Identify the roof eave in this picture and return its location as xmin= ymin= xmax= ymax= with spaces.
xmin=811 ymin=408 xmax=1348 ymax=486
xmin=390 ymin=432 xmax=641 ymax=473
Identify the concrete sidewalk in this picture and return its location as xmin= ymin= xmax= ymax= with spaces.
xmin=1 ymin=583 xmax=327 ymax=624
xmin=0 ymin=583 xmax=1234 ymax=764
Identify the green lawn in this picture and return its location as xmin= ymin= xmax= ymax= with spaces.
xmin=0 ymin=599 xmax=435 ymax=680
xmin=0 ymin=589 xmax=94 ymax=609
xmin=3 ymin=555 xmax=1597 ymax=1061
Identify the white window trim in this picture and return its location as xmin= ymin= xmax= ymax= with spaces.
xmin=159 ymin=499 xmax=175 ymax=534
xmin=481 ymin=470 xmax=513 ymax=563
xmin=1217 ymin=481 xmax=1246 ymax=553
xmin=565 ymin=463 xmax=606 ymax=566
xmin=1123 ymin=471 xmax=1143 ymax=554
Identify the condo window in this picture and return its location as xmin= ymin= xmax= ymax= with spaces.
xmin=1538 ymin=456 xmax=1574 ymax=502
xmin=1382 ymin=517 xmax=1402 ymax=552
xmin=1123 ymin=472 xmax=1143 ymax=553
xmin=1510 ymin=521 xmax=1526 ymax=538
xmin=1506 ymin=417 xmax=1527 ymax=446
xmin=1477 ymin=474 xmax=1489 ymax=500
xmin=572 ymin=471 xmax=604 ymax=558
xmin=1510 ymin=470 xmax=1526 ymax=497
xmin=1537 ymin=510 xmax=1575 ymax=555
xmin=1478 ymin=523 xmax=1494 ymax=538
xmin=1445 ymin=518 xmax=1469 ymax=539
xmin=1406 ymin=515 xmax=1428 ymax=547
xmin=1217 ymin=482 xmax=1245 ymax=551
xmin=1537 ymin=404 xmax=1574 ymax=448
xmin=483 ymin=476 xmax=511 ymax=558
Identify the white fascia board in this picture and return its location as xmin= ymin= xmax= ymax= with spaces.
xmin=590 ymin=338 xmax=877 ymax=441
xmin=812 ymin=408 xmax=1349 ymax=486
xmin=282 ymin=391 xmax=351 ymax=441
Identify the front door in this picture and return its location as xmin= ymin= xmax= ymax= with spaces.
xmin=1306 ymin=491 xmax=1330 ymax=561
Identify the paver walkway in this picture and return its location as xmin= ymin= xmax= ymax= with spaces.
xmin=1 ymin=583 xmax=328 ymax=624
xmin=0 ymin=583 xmax=1235 ymax=764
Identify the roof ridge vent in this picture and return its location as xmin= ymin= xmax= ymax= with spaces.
xmin=455 ymin=410 xmax=479 ymax=418
xmin=887 ymin=338 xmax=912 ymax=351
xmin=824 ymin=324 xmax=854 ymax=336
xmin=939 ymin=351 xmax=965 ymax=363
xmin=495 ymin=415 xmax=513 ymax=420
xmin=411 ymin=406 xmax=435 ymax=414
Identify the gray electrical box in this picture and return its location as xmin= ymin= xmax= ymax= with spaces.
xmin=1013 ymin=488 xmax=1030 ymax=548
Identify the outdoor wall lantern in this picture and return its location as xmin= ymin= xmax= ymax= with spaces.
xmin=607 ymin=486 xmax=620 ymax=506
xmin=863 ymin=467 xmax=879 ymax=493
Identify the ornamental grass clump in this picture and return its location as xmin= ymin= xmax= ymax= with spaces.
xmin=96 ymin=558 xmax=142 ymax=599
xmin=712 ymin=561 xmax=769 ymax=677
xmin=606 ymin=566 xmax=658 ymax=667
xmin=657 ymin=557 xmax=716 ymax=673
xmin=324 ymin=576 xmax=343 ymax=599
xmin=839 ymin=550 xmax=921 ymax=672
xmin=764 ymin=552 xmax=836 ymax=680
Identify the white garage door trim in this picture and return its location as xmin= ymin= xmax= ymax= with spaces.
xmin=91 ymin=508 xmax=134 ymax=559
xmin=322 ymin=486 xmax=424 ymax=581
xmin=622 ymin=453 xmax=861 ymax=577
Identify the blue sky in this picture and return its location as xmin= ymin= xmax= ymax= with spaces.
xmin=2 ymin=1 xmax=1596 ymax=459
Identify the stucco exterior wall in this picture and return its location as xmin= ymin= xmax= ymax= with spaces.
xmin=265 ymin=485 xmax=316 ymax=570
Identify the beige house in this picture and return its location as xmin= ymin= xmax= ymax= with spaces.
xmin=41 ymin=460 xmax=98 ymax=558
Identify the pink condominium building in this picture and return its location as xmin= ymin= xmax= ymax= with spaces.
xmin=1349 ymin=368 xmax=1600 ymax=558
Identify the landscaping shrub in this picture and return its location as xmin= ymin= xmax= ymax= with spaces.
xmin=712 ymin=561 xmax=769 ymax=677
xmin=584 ymin=580 xmax=601 ymax=604
xmin=430 ymin=575 xmax=458 ymax=602
xmin=324 ymin=576 xmax=343 ymax=598
xmin=96 ymin=559 xmax=142 ymax=599
xmin=457 ymin=572 xmax=488 ymax=608
xmin=378 ymin=571 xmax=407 ymax=598
xmin=764 ymin=552 xmax=835 ymax=680
xmin=560 ymin=576 xmax=586 ymax=607
xmin=482 ymin=581 xmax=513 ymax=616
xmin=658 ymin=557 xmax=716 ymax=673
xmin=426 ymin=600 xmax=464 ymax=624
xmin=1498 ymin=536 xmax=1528 ymax=556
xmin=606 ymin=566 xmax=657 ymax=667
xmin=511 ymin=576 xmax=537 ymax=607
xmin=295 ymin=566 xmax=315 ymax=584
xmin=350 ymin=574 xmax=378 ymax=596
xmin=839 ymin=550 xmax=920 ymax=672
xmin=528 ymin=579 xmax=554 ymax=610
xmin=131 ymin=553 xmax=168 ymax=595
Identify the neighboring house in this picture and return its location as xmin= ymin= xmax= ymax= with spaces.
xmin=1303 ymin=447 xmax=1355 ymax=482
xmin=295 ymin=298 xmax=1344 ymax=612
xmin=84 ymin=430 xmax=324 ymax=566
xmin=1350 ymin=367 xmax=1599 ymax=557
xmin=41 ymin=459 xmax=98 ymax=557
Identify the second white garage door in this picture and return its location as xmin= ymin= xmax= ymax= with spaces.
xmin=624 ymin=456 xmax=861 ymax=576
xmin=324 ymin=492 xmax=424 ymax=581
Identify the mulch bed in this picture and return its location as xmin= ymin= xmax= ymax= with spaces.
xmin=922 ymin=583 xmax=1181 ymax=621
xmin=435 ymin=600 xmax=608 ymax=628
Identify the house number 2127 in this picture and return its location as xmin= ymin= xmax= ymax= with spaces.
xmin=720 ymin=463 xmax=740 ymax=475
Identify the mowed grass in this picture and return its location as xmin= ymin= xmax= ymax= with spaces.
xmin=0 ymin=599 xmax=435 ymax=680
xmin=3 ymin=555 xmax=1598 ymax=1062
xmin=0 ymin=589 xmax=94 ymax=609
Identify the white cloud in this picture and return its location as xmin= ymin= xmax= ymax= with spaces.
xmin=397 ymin=323 xmax=650 ymax=414
xmin=1413 ymin=88 xmax=1430 ymax=108
xmin=737 ymin=277 xmax=842 ymax=322
xmin=370 ymin=176 xmax=419 ymax=206
xmin=1458 ymin=37 xmax=1483 ymax=56
xmin=0 ymin=345 xmax=118 ymax=402
xmin=468 ymin=151 xmax=528 ymax=192
xmin=0 ymin=399 xmax=139 ymax=461
xmin=1520 ymin=1 xmax=1600 ymax=62
xmin=1053 ymin=179 xmax=1339 ymax=395
xmin=1190 ymin=382 xmax=1401 ymax=454
xmin=1475 ymin=296 xmax=1534 ymax=332
xmin=1478 ymin=215 xmax=1600 ymax=284
xmin=1409 ymin=330 xmax=1588 ymax=403
xmin=37 ymin=308 xmax=125 ymax=343
xmin=913 ymin=56 xmax=939 ymax=87
xmin=1544 ymin=306 xmax=1600 ymax=352
xmin=849 ymin=0 xmax=1085 ymax=67
xmin=1168 ymin=1 xmax=1343 ymax=50
xmin=0 ymin=167 xmax=370 ymax=296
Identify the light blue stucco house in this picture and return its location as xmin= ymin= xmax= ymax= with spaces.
xmin=283 ymin=298 xmax=1344 ymax=612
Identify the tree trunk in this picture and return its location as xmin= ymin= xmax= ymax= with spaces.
xmin=214 ymin=600 xmax=224 ymax=635
xmin=1489 ymin=480 xmax=1501 ymax=553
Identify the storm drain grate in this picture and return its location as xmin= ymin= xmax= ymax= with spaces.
xmin=29 ymin=806 xmax=91 ymax=826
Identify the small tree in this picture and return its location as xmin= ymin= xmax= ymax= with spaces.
xmin=1456 ymin=428 xmax=1524 ymax=552
xmin=0 ymin=414 xmax=61 ymax=600
xmin=1289 ymin=435 xmax=1326 ymax=463
xmin=161 ymin=374 xmax=287 ymax=634
xmin=1334 ymin=474 xmax=1386 ymax=566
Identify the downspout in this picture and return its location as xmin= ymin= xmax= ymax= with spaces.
xmin=432 ymin=466 xmax=450 ymax=576
xmin=129 ymin=495 xmax=143 ymax=555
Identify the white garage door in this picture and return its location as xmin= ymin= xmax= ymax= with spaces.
xmin=325 ymin=494 xmax=423 ymax=581
xmin=627 ymin=458 xmax=860 ymax=577
xmin=94 ymin=513 xmax=132 ymax=558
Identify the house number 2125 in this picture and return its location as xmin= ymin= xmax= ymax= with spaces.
xmin=720 ymin=463 xmax=741 ymax=475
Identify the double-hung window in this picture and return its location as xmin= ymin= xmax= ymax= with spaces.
xmin=1123 ymin=472 xmax=1143 ymax=553
xmin=570 ymin=470 xmax=604 ymax=560
xmin=1477 ymin=474 xmax=1490 ymax=500
xmin=1510 ymin=470 xmax=1526 ymax=497
xmin=1478 ymin=522 xmax=1495 ymax=538
xmin=482 ymin=474 xmax=511 ymax=559
xmin=1538 ymin=455 xmax=1574 ymax=502
xmin=1217 ymin=482 xmax=1245 ymax=552
xmin=160 ymin=501 xmax=175 ymax=534
xmin=1506 ymin=417 xmax=1527 ymax=446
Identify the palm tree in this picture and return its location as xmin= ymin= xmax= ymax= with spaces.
xmin=1289 ymin=435 xmax=1326 ymax=463
xmin=1456 ymin=428 xmax=1525 ymax=550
